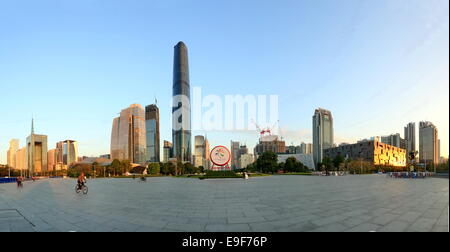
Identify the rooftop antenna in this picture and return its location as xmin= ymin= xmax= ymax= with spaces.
xmin=31 ymin=116 xmax=34 ymax=134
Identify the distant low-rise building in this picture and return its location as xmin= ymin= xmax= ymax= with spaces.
xmin=254 ymin=135 xmax=286 ymax=157
xmin=278 ymin=154 xmax=315 ymax=170
xmin=239 ymin=154 xmax=254 ymax=169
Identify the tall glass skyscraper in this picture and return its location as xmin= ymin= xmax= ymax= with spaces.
xmin=111 ymin=104 xmax=146 ymax=164
xmin=404 ymin=122 xmax=416 ymax=154
xmin=419 ymin=121 xmax=439 ymax=166
xmin=145 ymin=104 xmax=160 ymax=163
xmin=172 ymin=41 xmax=192 ymax=163
xmin=313 ymin=108 xmax=334 ymax=166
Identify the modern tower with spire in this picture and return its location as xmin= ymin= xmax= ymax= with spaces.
xmin=26 ymin=118 xmax=48 ymax=175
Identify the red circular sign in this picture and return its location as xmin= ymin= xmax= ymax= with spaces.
xmin=210 ymin=146 xmax=231 ymax=166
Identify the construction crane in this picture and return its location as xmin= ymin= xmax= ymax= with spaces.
xmin=251 ymin=119 xmax=279 ymax=137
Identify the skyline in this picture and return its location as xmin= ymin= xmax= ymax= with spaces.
xmin=1 ymin=0 xmax=449 ymax=163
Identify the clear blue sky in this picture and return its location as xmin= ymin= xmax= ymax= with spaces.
xmin=0 ymin=0 xmax=448 ymax=163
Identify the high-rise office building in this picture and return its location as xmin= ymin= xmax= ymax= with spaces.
xmin=307 ymin=143 xmax=313 ymax=154
xmin=27 ymin=119 xmax=48 ymax=175
xmin=7 ymin=139 xmax=19 ymax=168
xmin=300 ymin=143 xmax=307 ymax=154
xmin=204 ymin=137 xmax=210 ymax=161
xmin=55 ymin=140 xmax=78 ymax=166
xmin=15 ymin=147 xmax=26 ymax=171
xmin=163 ymin=141 xmax=173 ymax=163
xmin=55 ymin=141 xmax=63 ymax=164
xmin=194 ymin=136 xmax=206 ymax=157
xmin=193 ymin=135 xmax=211 ymax=169
xmin=230 ymin=141 xmax=240 ymax=169
xmin=47 ymin=149 xmax=56 ymax=172
xmin=404 ymin=122 xmax=416 ymax=154
xmin=313 ymin=108 xmax=334 ymax=165
xmin=300 ymin=142 xmax=313 ymax=154
xmin=419 ymin=121 xmax=439 ymax=166
xmin=381 ymin=133 xmax=406 ymax=149
xmin=230 ymin=142 xmax=249 ymax=169
xmin=64 ymin=140 xmax=78 ymax=165
xmin=194 ymin=136 xmax=206 ymax=167
xmin=172 ymin=41 xmax=192 ymax=163
xmin=145 ymin=104 xmax=160 ymax=163
xmin=438 ymin=139 xmax=441 ymax=164
xmin=111 ymin=104 xmax=147 ymax=164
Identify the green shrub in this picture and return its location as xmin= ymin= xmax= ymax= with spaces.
xmin=202 ymin=170 xmax=241 ymax=179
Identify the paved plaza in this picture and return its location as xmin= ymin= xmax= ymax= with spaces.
xmin=0 ymin=175 xmax=448 ymax=232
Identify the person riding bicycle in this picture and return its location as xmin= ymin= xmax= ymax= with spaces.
xmin=77 ymin=172 xmax=86 ymax=190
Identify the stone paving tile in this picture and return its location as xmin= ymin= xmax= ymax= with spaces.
xmin=311 ymin=214 xmax=348 ymax=227
xmin=228 ymin=216 xmax=266 ymax=224
xmin=277 ymin=221 xmax=318 ymax=232
xmin=310 ymin=222 xmax=348 ymax=232
xmin=166 ymin=222 xmax=206 ymax=232
xmin=205 ymin=224 xmax=251 ymax=232
xmin=369 ymin=213 xmax=400 ymax=226
xmin=377 ymin=220 xmax=411 ymax=232
xmin=345 ymin=223 xmax=382 ymax=232
xmin=397 ymin=211 xmax=422 ymax=223
xmin=431 ymin=225 xmax=448 ymax=232
xmin=340 ymin=215 xmax=373 ymax=228
xmin=406 ymin=218 xmax=438 ymax=232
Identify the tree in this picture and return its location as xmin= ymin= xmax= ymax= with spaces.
xmin=67 ymin=163 xmax=93 ymax=178
xmin=333 ymin=155 xmax=345 ymax=171
xmin=161 ymin=163 xmax=169 ymax=175
xmin=246 ymin=163 xmax=257 ymax=172
xmin=92 ymin=162 xmax=98 ymax=178
xmin=147 ymin=163 xmax=160 ymax=175
xmin=278 ymin=162 xmax=285 ymax=172
xmin=183 ymin=163 xmax=195 ymax=174
xmin=121 ymin=160 xmax=132 ymax=174
xmin=256 ymin=151 xmax=278 ymax=174
xmin=322 ymin=157 xmax=333 ymax=171
xmin=285 ymin=157 xmax=297 ymax=172
xmin=167 ymin=162 xmax=176 ymax=176
xmin=110 ymin=159 xmax=123 ymax=176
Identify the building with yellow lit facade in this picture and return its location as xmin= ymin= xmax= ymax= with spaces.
xmin=324 ymin=140 xmax=406 ymax=167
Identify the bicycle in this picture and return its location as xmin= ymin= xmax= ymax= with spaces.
xmin=75 ymin=183 xmax=88 ymax=194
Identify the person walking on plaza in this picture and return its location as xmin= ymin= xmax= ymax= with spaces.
xmin=16 ymin=176 xmax=23 ymax=188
